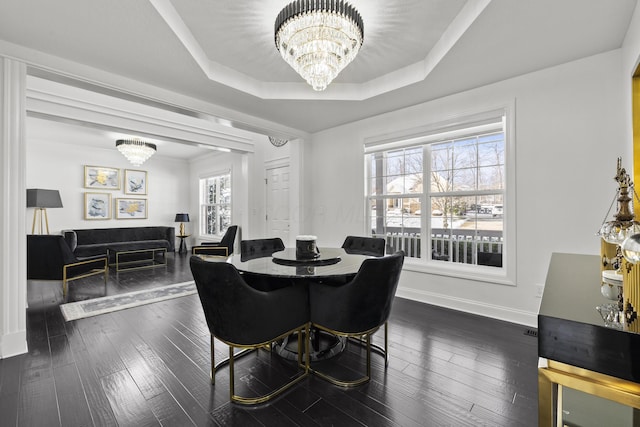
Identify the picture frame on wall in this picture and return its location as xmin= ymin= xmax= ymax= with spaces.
xmin=124 ymin=169 xmax=147 ymax=195
xmin=84 ymin=166 xmax=120 ymax=190
xmin=116 ymin=198 xmax=147 ymax=219
xmin=84 ymin=192 xmax=111 ymax=220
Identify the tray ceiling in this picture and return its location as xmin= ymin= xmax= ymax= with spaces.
xmin=0 ymin=0 xmax=637 ymax=133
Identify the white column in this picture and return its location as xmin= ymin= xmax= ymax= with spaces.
xmin=0 ymin=57 xmax=28 ymax=358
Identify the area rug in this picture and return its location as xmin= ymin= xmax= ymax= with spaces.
xmin=60 ymin=281 xmax=196 ymax=321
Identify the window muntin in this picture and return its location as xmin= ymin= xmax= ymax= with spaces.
xmin=199 ymin=173 xmax=231 ymax=237
xmin=366 ymin=118 xmax=506 ymax=270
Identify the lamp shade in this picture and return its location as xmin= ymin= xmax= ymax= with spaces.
xmin=27 ymin=189 xmax=63 ymax=208
xmin=175 ymin=213 xmax=190 ymax=223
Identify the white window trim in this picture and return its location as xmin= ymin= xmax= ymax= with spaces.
xmin=199 ymin=168 xmax=232 ymax=240
xmin=364 ymin=102 xmax=516 ymax=286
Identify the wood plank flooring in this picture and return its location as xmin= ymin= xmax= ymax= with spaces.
xmin=1 ymin=252 xmax=539 ymax=426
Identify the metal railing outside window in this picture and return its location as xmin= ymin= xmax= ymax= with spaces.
xmin=365 ymin=110 xmax=507 ymax=270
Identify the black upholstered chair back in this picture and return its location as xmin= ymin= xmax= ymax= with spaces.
xmin=310 ymin=251 xmax=404 ymax=334
xmin=219 ymin=225 xmax=238 ymax=253
xmin=27 ymin=235 xmax=78 ymax=280
xmin=189 ymin=256 xmax=309 ymax=346
xmin=341 ymin=235 xmax=386 ymax=256
xmin=199 ymin=225 xmax=238 ymax=255
xmin=240 ymin=237 xmax=285 ymax=261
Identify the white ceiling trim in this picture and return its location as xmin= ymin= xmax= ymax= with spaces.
xmin=26 ymin=76 xmax=256 ymax=153
xmin=149 ymin=0 xmax=491 ymax=101
xmin=0 ymin=38 xmax=309 ymax=140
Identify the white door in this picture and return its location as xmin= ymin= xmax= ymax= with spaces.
xmin=266 ymin=165 xmax=290 ymax=243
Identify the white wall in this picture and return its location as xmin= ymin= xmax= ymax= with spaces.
xmin=188 ymin=134 xmax=296 ymax=248
xmin=189 ymin=150 xmax=246 ymax=248
xmin=306 ymin=49 xmax=629 ymax=326
xmin=26 ymin=138 xmax=190 ymax=244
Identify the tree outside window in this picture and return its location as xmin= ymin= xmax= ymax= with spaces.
xmin=366 ymin=116 xmax=506 ymax=269
xmin=200 ymin=173 xmax=231 ymax=237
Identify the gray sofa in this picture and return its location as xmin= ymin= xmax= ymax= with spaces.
xmin=62 ymin=226 xmax=175 ymax=260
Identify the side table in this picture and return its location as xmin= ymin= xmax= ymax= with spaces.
xmin=177 ymin=234 xmax=191 ymax=254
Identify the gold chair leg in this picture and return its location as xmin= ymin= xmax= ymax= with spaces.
xmin=310 ymin=330 xmax=372 ymax=388
xmin=305 ymin=323 xmax=310 ymax=374
xmin=211 ymin=335 xmax=216 ymax=385
xmin=348 ymin=323 xmax=388 ymax=364
xmin=63 ymin=267 xmax=68 ymax=297
xmin=366 ymin=334 xmax=371 ymax=379
xmin=229 ymin=326 xmax=309 ymax=405
xmin=383 ymin=321 xmax=388 ymax=364
xmin=229 ymin=346 xmax=236 ymax=402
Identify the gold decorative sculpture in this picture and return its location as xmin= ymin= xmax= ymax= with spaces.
xmin=597 ymin=158 xmax=640 ymax=330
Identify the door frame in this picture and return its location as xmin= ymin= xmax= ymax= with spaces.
xmin=265 ymin=157 xmax=292 ymax=244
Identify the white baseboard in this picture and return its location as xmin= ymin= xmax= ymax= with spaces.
xmin=395 ymin=287 xmax=538 ymax=327
xmin=0 ymin=330 xmax=27 ymax=359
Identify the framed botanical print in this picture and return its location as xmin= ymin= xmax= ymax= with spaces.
xmin=116 ymin=198 xmax=147 ymax=219
xmin=124 ymin=169 xmax=147 ymax=195
xmin=84 ymin=166 xmax=120 ymax=190
xmin=84 ymin=192 xmax=111 ymax=220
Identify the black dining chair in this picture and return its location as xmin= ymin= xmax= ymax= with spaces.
xmin=240 ymin=237 xmax=285 ymax=261
xmin=340 ymin=235 xmax=391 ymax=359
xmin=308 ymin=250 xmax=404 ymax=387
xmin=239 ymin=237 xmax=291 ymax=291
xmin=189 ymin=255 xmax=310 ymax=405
xmin=27 ymin=234 xmax=108 ymax=297
xmin=192 ymin=225 xmax=238 ymax=256
xmin=341 ymin=235 xmax=386 ymax=256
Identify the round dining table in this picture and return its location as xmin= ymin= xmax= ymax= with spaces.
xmin=212 ymin=247 xmax=373 ymax=360
xmin=228 ymin=247 xmax=370 ymax=281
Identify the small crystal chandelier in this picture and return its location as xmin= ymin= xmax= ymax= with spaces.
xmin=275 ymin=0 xmax=364 ymax=91
xmin=116 ymin=139 xmax=157 ymax=167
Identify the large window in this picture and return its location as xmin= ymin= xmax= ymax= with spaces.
xmin=366 ymin=110 xmax=508 ymax=271
xmin=199 ymin=172 xmax=231 ymax=237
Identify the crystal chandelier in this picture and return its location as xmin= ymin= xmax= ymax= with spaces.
xmin=116 ymin=139 xmax=157 ymax=167
xmin=275 ymin=0 xmax=364 ymax=91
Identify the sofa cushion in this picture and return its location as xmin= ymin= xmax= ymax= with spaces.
xmin=74 ymin=240 xmax=171 ymax=258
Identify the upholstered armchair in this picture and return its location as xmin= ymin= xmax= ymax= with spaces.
xmin=27 ymin=234 xmax=108 ymax=297
xmin=341 ymin=235 xmax=385 ymax=256
xmin=308 ymin=251 xmax=404 ymax=387
xmin=189 ymin=255 xmax=309 ymax=404
xmin=191 ymin=225 xmax=238 ymax=256
xmin=240 ymin=237 xmax=285 ymax=261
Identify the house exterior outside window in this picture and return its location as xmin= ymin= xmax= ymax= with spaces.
xmin=199 ymin=172 xmax=231 ymax=237
xmin=365 ymin=107 xmax=513 ymax=280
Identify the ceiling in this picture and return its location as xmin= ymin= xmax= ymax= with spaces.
xmin=26 ymin=116 xmax=215 ymax=161
xmin=0 ymin=0 xmax=637 ymax=137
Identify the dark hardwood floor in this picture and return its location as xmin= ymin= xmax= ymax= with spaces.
xmin=1 ymin=252 xmax=539 ymax=426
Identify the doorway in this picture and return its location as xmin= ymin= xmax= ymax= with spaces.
xmin=266 ymin=165 xmax=290 ymax=244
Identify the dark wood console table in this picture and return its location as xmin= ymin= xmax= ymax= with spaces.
xmin=538 ymin=252 xmax=640 ymax=426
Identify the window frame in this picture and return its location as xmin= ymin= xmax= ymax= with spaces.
xmin=199 ymin=170 xmax=232 ymax=239
xmin=364 ymin=105 xmax=516 ymax=286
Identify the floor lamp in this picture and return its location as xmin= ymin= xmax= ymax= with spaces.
xmin=27 ymin=189 xmax=63 ymax=234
